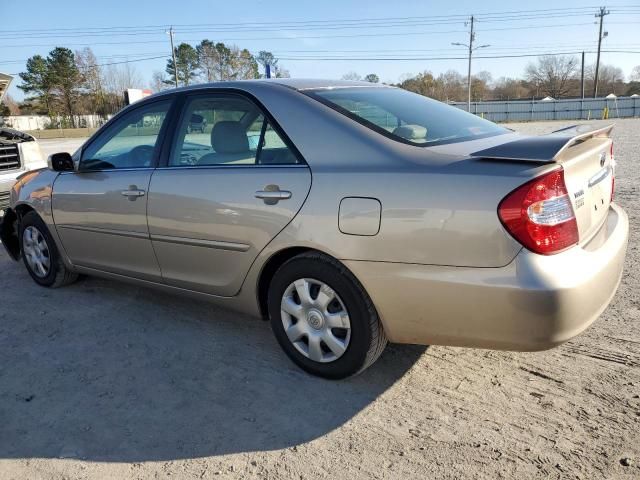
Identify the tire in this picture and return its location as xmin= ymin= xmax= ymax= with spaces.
xmin=268 ymin=252 xmax=387 ymax=379
xmin=19 ymin=211 xmax=78 ymax=288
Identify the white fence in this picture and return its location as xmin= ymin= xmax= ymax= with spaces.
xmin=450 ymin=96 xmax=640 ymax=122
xmin=0 ymin=114 xmax=112 ymax=131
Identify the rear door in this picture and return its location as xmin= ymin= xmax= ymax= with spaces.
xmin=147 ymin=92 xmax=311 ymax=296
xmin=52 ymin=99 xmax=173 ymax=281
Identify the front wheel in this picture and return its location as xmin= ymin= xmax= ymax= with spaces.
xmin=20 ymin=211 xmax=78 ymax=288
xmin=268 ymin=252 xmax=387 ymax=379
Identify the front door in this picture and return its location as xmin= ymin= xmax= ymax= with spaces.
xmin=147 ymin=92 xmax=311 ymax=296
xmin=52 ymin=99 xmax=173 ymax=281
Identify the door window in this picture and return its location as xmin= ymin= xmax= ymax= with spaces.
xmin=169 ymin=94 xmax=300 ymax=167
xmin=80 ymin=100 xmax=171 ymax=171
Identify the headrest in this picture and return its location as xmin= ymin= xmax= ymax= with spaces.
xmin=211 ymin=121 xmax=249 ymax=154
xmin=392 ymin=124 xmax=427 ymax=141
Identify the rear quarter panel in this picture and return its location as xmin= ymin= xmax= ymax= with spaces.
xmin=247 ymin=83 xmax=536 ymax=267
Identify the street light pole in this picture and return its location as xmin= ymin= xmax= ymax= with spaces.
xmin=452 ymin=16 xmax=490 ymax=112
xmin=466 ymin=16 xmax=474 ymax=110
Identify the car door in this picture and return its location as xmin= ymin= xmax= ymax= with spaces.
xmin=52 ymin=98 xmax=173 ymax=281
xmin=147 ymin=92 xmax=311 ymax=296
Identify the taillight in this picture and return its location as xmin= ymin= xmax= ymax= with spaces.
xmin=498 ymin=168 xmax=578 ymax=255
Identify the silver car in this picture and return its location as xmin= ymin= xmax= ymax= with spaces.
xmin=0 ymin=80 xmax=629 ymax=379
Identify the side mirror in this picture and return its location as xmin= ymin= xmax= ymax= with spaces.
xmin=48 ymin=152 xmax=75 ymax=172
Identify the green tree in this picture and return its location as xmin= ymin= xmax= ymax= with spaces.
xmin=0 ymin=101 xmax=10 ymax=117
xmin=256 ymin=51 xmax=289 ymax=78
xmin=18 ymin=55 xmax=53 ymax=114
xmin=626 ymin=81 xmax=640 ymax=96
xmin=166 ymin=43 xmax=199 ymax=86
xmin=398 ymin=71 xmax=438 ymax=97
xmin=47 ymin=47 xmax=82 ymax=124
xmin=364 ymin=73 xmax=380 ymax=83
xmin=233 ymin=48 xmax=259 ymax=80
xmin=196 ymin=41 xmax=235 ymax=81
xmin=256 ymin=50 xmax=277 ymax=77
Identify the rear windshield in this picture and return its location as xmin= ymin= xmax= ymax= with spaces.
xmin=305 ymin=87 xmax=508 ymax=146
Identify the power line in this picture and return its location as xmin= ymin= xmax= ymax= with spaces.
xmin=274 ymin=50 xmax=640 ymax=61
xmin=0 ymin=6 xmax=637 ymax=40
xmin=3 ymin=20 xmax=634 ymax=48
xmin=1 ymin=11 xmax=637 ymax=40
xmin=2 ymin=5 xmax=638 ymax=35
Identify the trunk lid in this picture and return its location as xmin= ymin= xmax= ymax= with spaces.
xmin=470 ymin=124 xmax=615 ymax=245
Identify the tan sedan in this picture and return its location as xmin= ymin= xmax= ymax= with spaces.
xmin=0 ymin=80 xmax=628 ymax=378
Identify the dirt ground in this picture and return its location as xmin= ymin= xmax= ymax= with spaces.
xmin=1 ymin=119 xmax=639 ymax=479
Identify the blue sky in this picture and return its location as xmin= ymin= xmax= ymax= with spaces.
xmin=2 ymin=0 xmax=639 ymax=100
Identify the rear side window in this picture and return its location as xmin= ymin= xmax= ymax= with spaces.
xmin=169 ymin=94 xmax=301 ymax=167
xmin=306 ymin=87 xmax=508 ymax=146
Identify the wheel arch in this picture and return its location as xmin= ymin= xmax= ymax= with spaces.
xmin=0 ymin=204 xmax=37 ymax=260
xmin=256 ymin=246 xmax=316 ymax=319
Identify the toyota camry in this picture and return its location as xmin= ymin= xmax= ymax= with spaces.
xmin=0 ymin=79 xmax=629 ymax=379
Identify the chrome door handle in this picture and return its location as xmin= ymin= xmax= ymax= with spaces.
xmin=121 ymin=188 xmax=146 ymax=200
xmin=255 ymin=188 xmax=292 ymax=205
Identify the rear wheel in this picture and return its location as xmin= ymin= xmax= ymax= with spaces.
xmin=20 ymin=211 xmax=78 ymax=288
xmin=268 ymin=252 xmax=387 ymax=379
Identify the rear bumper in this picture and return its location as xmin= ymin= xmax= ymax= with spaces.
xmin=345 ymin=203 xmax=629 ymax=350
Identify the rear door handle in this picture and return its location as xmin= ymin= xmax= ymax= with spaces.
xmin=121 ymin=188 xmax=146 ymax=200
xmin=255 ymin=188 xmax=292 ymax=205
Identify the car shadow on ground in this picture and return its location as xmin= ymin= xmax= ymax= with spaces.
xmin=0 ymin=257 xmax=426 ymax=462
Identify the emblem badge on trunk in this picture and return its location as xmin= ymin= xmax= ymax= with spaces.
xmin=599 ymin=151 xmax=606 ymax=167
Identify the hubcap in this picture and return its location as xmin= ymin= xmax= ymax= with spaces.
xmin=280 ymin=278 xmax=351 ymax=363
xmin=22 ymin=226 xmax=51 ymax=278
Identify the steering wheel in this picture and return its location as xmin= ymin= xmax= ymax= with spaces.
xmin=129 ymin=145 xmax=155 ymax=167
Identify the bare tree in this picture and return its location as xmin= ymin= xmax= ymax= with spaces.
xmin=631 ymin=65 xmax=640 ymax=82
xmin=75 ymin=48 xmax=102 ymax=96
xmin=586 ymin=63 xmax=626 ymax=96
xmin=436 ymin=70 xmax=464 ymax=101
xmin=525 ymin=55 xmax=579 ymax=98
xmin=341 ymin=72 xmax=362 ymax=81
xmin=75 ymin=47 xmax=106 ymax=115
xmin=150 ymin=71 xmax=169 ymax=93
xmin=471 ymin=71 xmax=493 ymax=102
xmin=1 ymin=93 xmax=20 ymax=115
xmin=493 ymin=77 xmax=529 ymax=100
xmin=102 ymin=63 xmax=142 ymax=94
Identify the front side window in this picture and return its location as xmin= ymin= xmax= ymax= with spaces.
xmin=81 ymin=100 xmax=171 ymax=170
xmin=169 ymin=94 xmax=300 ymax=167
xmin=306 ymin=87 xmax=508 ymax=146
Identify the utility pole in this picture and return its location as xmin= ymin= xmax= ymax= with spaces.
xmin=166 ymin=26 xmax=179 ymax=88
xmin=452 ymin=16 xmax=489 ymax=112
xmin=580 ymin=51 xmax=585 ymax=99
xmin=593 ymin=6 xmax=610 ymax=98
xmin=466 ymin=16 xmax=474 ymax=110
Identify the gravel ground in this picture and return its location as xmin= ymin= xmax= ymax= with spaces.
xmin=1 ymin=119 xmax=639 ymax=479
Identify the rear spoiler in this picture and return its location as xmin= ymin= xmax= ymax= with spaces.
xmin=471 ymin=124 xmax=614 ymax=163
